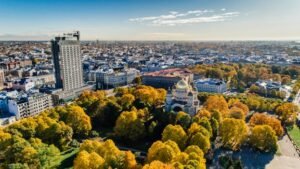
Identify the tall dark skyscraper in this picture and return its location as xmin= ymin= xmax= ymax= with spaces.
xmin=51 ymin=31 xmax=84 ymax=91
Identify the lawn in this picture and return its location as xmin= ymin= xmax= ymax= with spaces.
xmin=48 ymin=148 xmax=79 ymax=169
xmin=287 ymin=125 xmax=300 ymax=148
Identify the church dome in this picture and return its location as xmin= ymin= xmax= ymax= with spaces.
xmin=176 ymin=79 xmax=189 ymax=89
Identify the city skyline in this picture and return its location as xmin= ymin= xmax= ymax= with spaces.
xmin=0 ymin=0 xmax=300 ymax=41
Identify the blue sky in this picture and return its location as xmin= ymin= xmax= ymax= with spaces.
xmin=0 ymin=0 xmax=299 ymax=40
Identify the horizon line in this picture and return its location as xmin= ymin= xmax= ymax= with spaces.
xmin=0 ymin=39 xmax=299 ymax=42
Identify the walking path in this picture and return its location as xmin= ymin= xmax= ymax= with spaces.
xmin=278 ymin=135 xmax=299 ymax=158
xmin=266 ymin=135 xmax=300 ymax=169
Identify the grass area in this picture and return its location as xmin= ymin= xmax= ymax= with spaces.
xmin=48 ymin=148 xmax=79 ymax=169
xmin=287 ymin=125 xmax=300 ymax=148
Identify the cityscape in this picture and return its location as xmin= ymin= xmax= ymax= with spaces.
xmin=0 ymin=0 xmax=300 ymax=169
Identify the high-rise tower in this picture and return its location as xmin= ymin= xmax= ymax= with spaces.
xmin=51 ymin=31 xmax=84 ymax=91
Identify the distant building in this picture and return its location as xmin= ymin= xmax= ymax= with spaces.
xmin=0 ymin=91 xmax=53 ymax=120
xmin=51 ymin=31 xmax=94 ymax=103
xmin=0 ymin=60 xmax=32 ymax=71
xmin=88 ymin=68 xmax=139 ymax=89
xmin=52 ymin=31 xmax=83 ymax=91
xmin=255 ymin=80 xmax=281 ymax=91
xmin=195 ymin=78 xmax=227 ymax=93
xmin=165 ymin=79 xmax=200 ymax=116
xmin=29 ymin=74 xmax=55 ymax=87
xmin=254 ymin=79 xmax=290 ymax=99
xmin=0 ymin=69 xmax=4 ymax=90
xmin=142 ymin=68 xmax=193 ymax=89
xmin=12 ymin=78 xmax=35 ymax=91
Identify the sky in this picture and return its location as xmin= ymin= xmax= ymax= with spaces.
xmin=0 ymin=0 xmax=299 ymax=41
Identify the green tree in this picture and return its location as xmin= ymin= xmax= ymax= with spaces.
xmin=175 ymin=111 xmax=192 ymax=129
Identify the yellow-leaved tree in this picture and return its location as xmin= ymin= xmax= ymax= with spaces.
xmin=250 ymin=125 xmax=278 ymax=152
xmin=114 ymin=110 xmax=145 ymax=142
xmin=203 ymin=95 xmax=229 ymax=117
xmin=162 ymin=124 xmax=187 ymax=150
xmin=249 ymin=113 xmax=283 ymax=137
xmin=219 ymin=118 xmax=248 ymax=151
xmin=74 ymin=139 xmax=137 ymax=169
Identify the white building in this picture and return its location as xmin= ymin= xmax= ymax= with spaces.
xmin=255 ymin=80 xmax=281 ymax=91
xmin=195 ymin=78 xmax=227 ymax=93
xmin=88 ymin=68 xmax=139 ymax=89
xmin=52 ymin=31 xmax=84 ymax=91
xmin=165 ymin=79 xmax=200 ymax=116
xmin=7 ymin=91 xmax=53 ymax=120
xmin=12 ymin=78 xmax=35 ymax=91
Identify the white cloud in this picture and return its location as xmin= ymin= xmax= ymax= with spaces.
xmin=129 ymin=9 xmax=239 ymax=26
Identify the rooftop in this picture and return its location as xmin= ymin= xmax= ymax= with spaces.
xmin=195 ymin=78 xmax=225 ymax=85
xmin=143 ymin=68 xmax=192 ymax=77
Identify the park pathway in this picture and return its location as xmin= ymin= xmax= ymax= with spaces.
xmin=278 ymin=135 xmax=299 ymax=158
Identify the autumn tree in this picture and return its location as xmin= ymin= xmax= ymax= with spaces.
xmin=4 ymin=114 xmax=73 ymax=150
xmin=184 ymin=145 xmax=206 ymax=167
xmin=219 ymin=118 xmax=248 ymax=150
xmin=3 ymin=136 xmax=60 ymax=169
xmin=188 ymin=123 xmax=211 ymax=138
xmin=162 ymin=124 xmax=188 ymax=150
xmin=142 ymin=161 xmax=174 ymax=169
xmin=74 ymin=150 xmax=105 ymax=169
xmin=250 ymin=125 xmax=278 ymax=152
xmin=204 ymin=95 xmax=229 ymax=116
xmin=114 ymin=110 xmax=145 ymax=142
xmin=275 ymin=103 xmax=298 ymax=125
xmin=146 ymin=141 xmax=206 ymax=168
xmin=173 ymin=145 xmax=206 ymax=169
xmin=193 ymin=117 xmax=212 ymax=137
xmin=228 ymin=99 xmax=249 ymax=116
xmin=61 ymin=105 xmax=92 ymax=137
xmin=229 ymin=107 xmax=245 ymax=120
xmin=189 ymin=132 xmax=211 ymax=153
xmin=118 ymin=93 xmax=135 ymax=110
xmin=134 ymin=85 xmax=166 ymax=107
xmin=0 ymin=129 xmax=12 ymax=150
xmin=76 ymin=90 xmax=106 ymax=112
xmin=196 ymin=109 xmax=211 ymax=119
xmin=77 ymin=139 xmax=137 ymax=169
xmin=147 ymin=140 xmax=181 ymax=163
xmin=249 ymin=113 xmax=283 ymax=137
